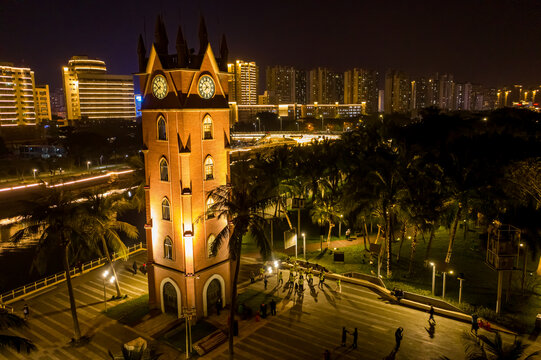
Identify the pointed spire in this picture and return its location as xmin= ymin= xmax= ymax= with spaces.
xmin=154 ymin=15 xmax=169 ymax=55
xmin=219 ymin=33 xmax=228 ymax=71
xmin=137 ymin=34 xmax=147 ymax=72
xmin=176 ymin=25 xmax=188 ymax=67
xmin=198 ymin=15 xmax=209 ymax=55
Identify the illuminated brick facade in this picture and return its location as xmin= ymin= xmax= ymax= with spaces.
xmin=136 ymin=16 xmax=232 ymax=319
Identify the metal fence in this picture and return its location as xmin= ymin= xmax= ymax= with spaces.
xmin=0 ymin=242 xmax=146 ymax=305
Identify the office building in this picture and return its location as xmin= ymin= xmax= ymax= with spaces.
xmin=34 ymin=84 xmax=52 ymax=122
xmin=0 ymin=63 xmax=36 ymax=126
xmin=228 ymin=60 xmax=258 ymax=104
xmin=50 ymin=87 xmax=66 ymax=119
xmin=384 ymin=70 xmax=411 ymax=114
xmin=344 ymin=68 xmax=379 ymax=113
xmin=62 ymin=56 xmax=136 ymax=121
xmin=136 ymin=15 xmax=231 ymax=319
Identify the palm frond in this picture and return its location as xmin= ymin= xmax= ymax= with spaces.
xmin=0 ymin=334 xmax=36 ymax=353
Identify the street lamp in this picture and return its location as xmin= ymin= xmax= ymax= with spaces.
xmin=302 ymin=233 xmax=306 ymax=260
xmin=86 ymin=161 xmax=91 ymax=172
xmin=442 ymin=270 xmax=453 ymax=299
xmin=457 ymin=273 xmax=465 ymax=304
xmin=181 ymin=306 xmax=197 ymax=359
xmin=256 ymin=117 xmax=260 ymax=131
xmin=278 ymin=116 xmax=282 ymax=131
xmin=339 ymin=215 xmax=343 ymax=238
xmin=32 ymin=169 xmax=37 ymax=180
xmin=430 ymin=262 xmax=436 ymax=296
xmin=320 ymin=115 xmax=324 ymax=131
xmin=102 ymin=270 xmax=115 ymax=312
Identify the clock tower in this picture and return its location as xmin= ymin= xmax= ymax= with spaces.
xmin=136 ymin=15 xmax=232 ymax=319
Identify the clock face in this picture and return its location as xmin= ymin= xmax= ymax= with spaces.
xmin=198 ymin=75 xmax=215 ymax=99
xmin=152 ymin=75 xmax=168 ymax=99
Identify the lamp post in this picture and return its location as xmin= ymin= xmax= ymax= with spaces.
xmin=181 ymin=306 xmax=197 ymax=359
xmin=320 ymin=115 xmax=324 ymax=131
xmin=302 ymin=233 xmax=306 ymax=260
xmin=102 ymin=270 xmax=115 ymax=312
xmin=339 ymin=215 xmax=343 ymax=238
xmin=256 ymin=117 xmax=260 ymax=131
xmin=86 ymin=161 xmax=91 ymax=172
xmin=430 ymin=262 xmax=436 ymax=296
xmin=274 ymin=260 xmax=279 ymax=281
xmin=32 ymin=169 xmax=37 ymax=180
xmin=295 ymin=233 xmax=298 ymax=259
xmin=457 ymin=274 xmax=465 ymax=304
xmin=442 ymin=270 xmax=453 ymax=299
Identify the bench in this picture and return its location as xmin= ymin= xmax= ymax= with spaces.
xmin=193 ymin=330 xmax=227 ymax=356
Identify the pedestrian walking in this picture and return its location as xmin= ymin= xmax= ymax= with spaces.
xmin=429 ymin=305 xmax=435 ymax=322
xmin=323 ymin=349 xmax=331 ymax=360
xmin=394 ymin=327 xmax=403 ymax=350
xmin=22 ymin=304 xmax=29 ymax=320
xmin=260 ymin=303 xmax=267 ymax=318
xmin=471 ymin=314 xmax=479 ymax=335
xmin=336 ymin=278 xmax=341 ymax=293
xmin=216 ymin=297 xmax=222 ymax=316
xmin=250 ymin=271 xmax=255 ymax=283
xmin=264 ymin=276 xmax=268 ymax=290
xmin=278 ymin=271 xmax=283 ymax=286
xmin=345 ymin=228 xmax=351 ymax=240
xmin=352 ymin=328 xmax=358 ymax=349
xmin=341 ymin=327 xmax=349 ymax=346
xmin=132 ymin=261 xmax=137 ymax=275
xmin=294 ymin=282 xmax=298 ymax=294
xmin=309 ymin=273 xmax=314 ymax=286
xmin=299 ymin=281 xmax=304 ymax=293
xmin=259 ymin=267 xmax=264 ymax=280
xmin=270 ymin=299 xmax=276 ymax=316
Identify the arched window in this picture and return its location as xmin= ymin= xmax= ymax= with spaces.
xmin=157 ymin=117 xmax=167 ymax=140
xmin=206 ymin=196 xmax=215 ymax=219
xmin=161 ymin=198 xmax=170 ymax=220
xmin=159 ymin=158 xmax=169 ymax=181
xmin=203 ymin=115 xmax=213 ymax=140
xmin=164 ymin=237 xmax=173 ymax=259
xmin=207 ymin=234 xmax=216 ymax=258
xmin=204 ymin=156 xmax=214 ymax=180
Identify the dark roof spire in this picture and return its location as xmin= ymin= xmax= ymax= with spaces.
xmin=137 ymin=34 xmax=147 ymax=72
xmin=219 ymin=33 xmax=228 ymax=71
xmin=198 ymin=15 xmax=209 ymax=55
xmin=176 ymin=25 xmax=189 ymax=67
xmin=154 ymin=15 xmax=169 ymax=55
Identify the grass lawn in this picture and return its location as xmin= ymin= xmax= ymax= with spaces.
xmin=242 ymin=217 xmax=540 ymax=333
xmin=104 ymin=294 xmax=150 ymax=326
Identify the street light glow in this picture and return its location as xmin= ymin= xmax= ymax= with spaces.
xmin=109 ymin=276 xmax=115 ymax=284
xmin=102 ymin=270 xmax=109 ymax=278
xmin=430 ymin=262 xmax=435 ymax=266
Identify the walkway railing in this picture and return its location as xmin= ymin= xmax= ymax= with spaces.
xmin=0 ymin=242 xmax=146 ymax=305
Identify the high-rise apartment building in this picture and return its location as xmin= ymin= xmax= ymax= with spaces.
xmin=266 ymin=66 xmax=295 ymax=104
xmin=344 ymin=68 xmax=379 ymax=113
xmin=308 ymin=67 xmax=344 ymax=104
xmin=438 ymin=74 xmax=455 ymax=111
xmin=62 ymin=56 xmax=136 ymax=121
xmin=295 ymin=69 xmax=307 ymax=104
xmin=227 ymin=60 xmax=258 ymax=105
xmin=34 ymin=85 xmax=52 ymax=122
xmin=50 ymin=87 xmax=66 ymax=119
xmin=0 ymin=63 xmax=36 ymax=126
xmin=384 ymin=70 xmax=411 ymax=114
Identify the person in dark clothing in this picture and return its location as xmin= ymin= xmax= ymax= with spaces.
xmin=471 ymin=314 xmax=479 ymax=335
xmin=352 ymin=328 xmax=358 ymax=349
xmin=250 ymin=271 xmax=255 ymax=283
xmin=341 ymin=327 xmax=349 ymax=346
xmin=260 ymin=303 xmax=267 ymax=318
xmin=264 ymin=276 xmax=268 ymax=290
xmin=429 ymin=305 xmax=435 ymax=322
xmin=23 ymin=304 xmax=29 ymax=320
xmin=132 ymin=261 xmax=137 ymax=275
xmin=323 ymin=349 xmax=331 ymax=360
xmin=395 ymin=327 xmax=403 ymax=350
xmin=216 ymin=297 xmax=223 ymax=316
xmin=270 ymin=299 xmax=276 ymax=316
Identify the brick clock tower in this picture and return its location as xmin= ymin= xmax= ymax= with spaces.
xmin=136 ymin=16 xmax=231 ymax=319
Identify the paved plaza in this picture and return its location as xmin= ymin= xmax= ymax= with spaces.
xmin=0 ymin=251 xmax=149 ymax=360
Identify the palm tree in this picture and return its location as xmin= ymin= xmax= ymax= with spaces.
xmin=456 ymin=331 xmax=540 ymax=360
xmin=81 ymin=192 xmax=139 ymax=298
xmin=204 ymin=159 xmax=272 ymax=358
xmin=12 ymin=190 xmax=89 ymax=342
xmin=310 ymin=179 xmax=341 ymax=249
xmin=0 ymin=309 xmax=36 ymax=354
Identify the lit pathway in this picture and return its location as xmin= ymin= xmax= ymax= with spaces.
xmin=212 ymin=270 xmax=541 ymax=360
xmin=0 ymin=251 xmax=148 ymax=360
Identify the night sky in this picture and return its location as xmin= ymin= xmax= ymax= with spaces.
xmin=2 ymin=0 xmax=541 ymax=90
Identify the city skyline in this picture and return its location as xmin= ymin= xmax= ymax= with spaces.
xmin=2 ymin=0 xmax=541 ymax=90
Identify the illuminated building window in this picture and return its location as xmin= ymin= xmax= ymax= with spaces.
xmin=161 ymin=198 xmax=171 ymax=221
xmin=207 ymin=234 xmax=216 ymax=258
xmin=157 ymin=116 xmax=167 ymax=140
xmin=204 ymin=156 xmax=214 ymax=180
xmin=164 ymin=236 xmax=173 ymax=259
xmin=203 ymin=115 xmax=213 ymax=140
xmin=159 ymin=157 xmax=169 ymax=181
xmin=206 ymin=196 xmax=215 ymax=219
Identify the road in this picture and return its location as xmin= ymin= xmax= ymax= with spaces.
xmin=213 ymin=270 xmax=541 ymax=360
xmin=0 ymin=251 xmax=148 ymax=360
